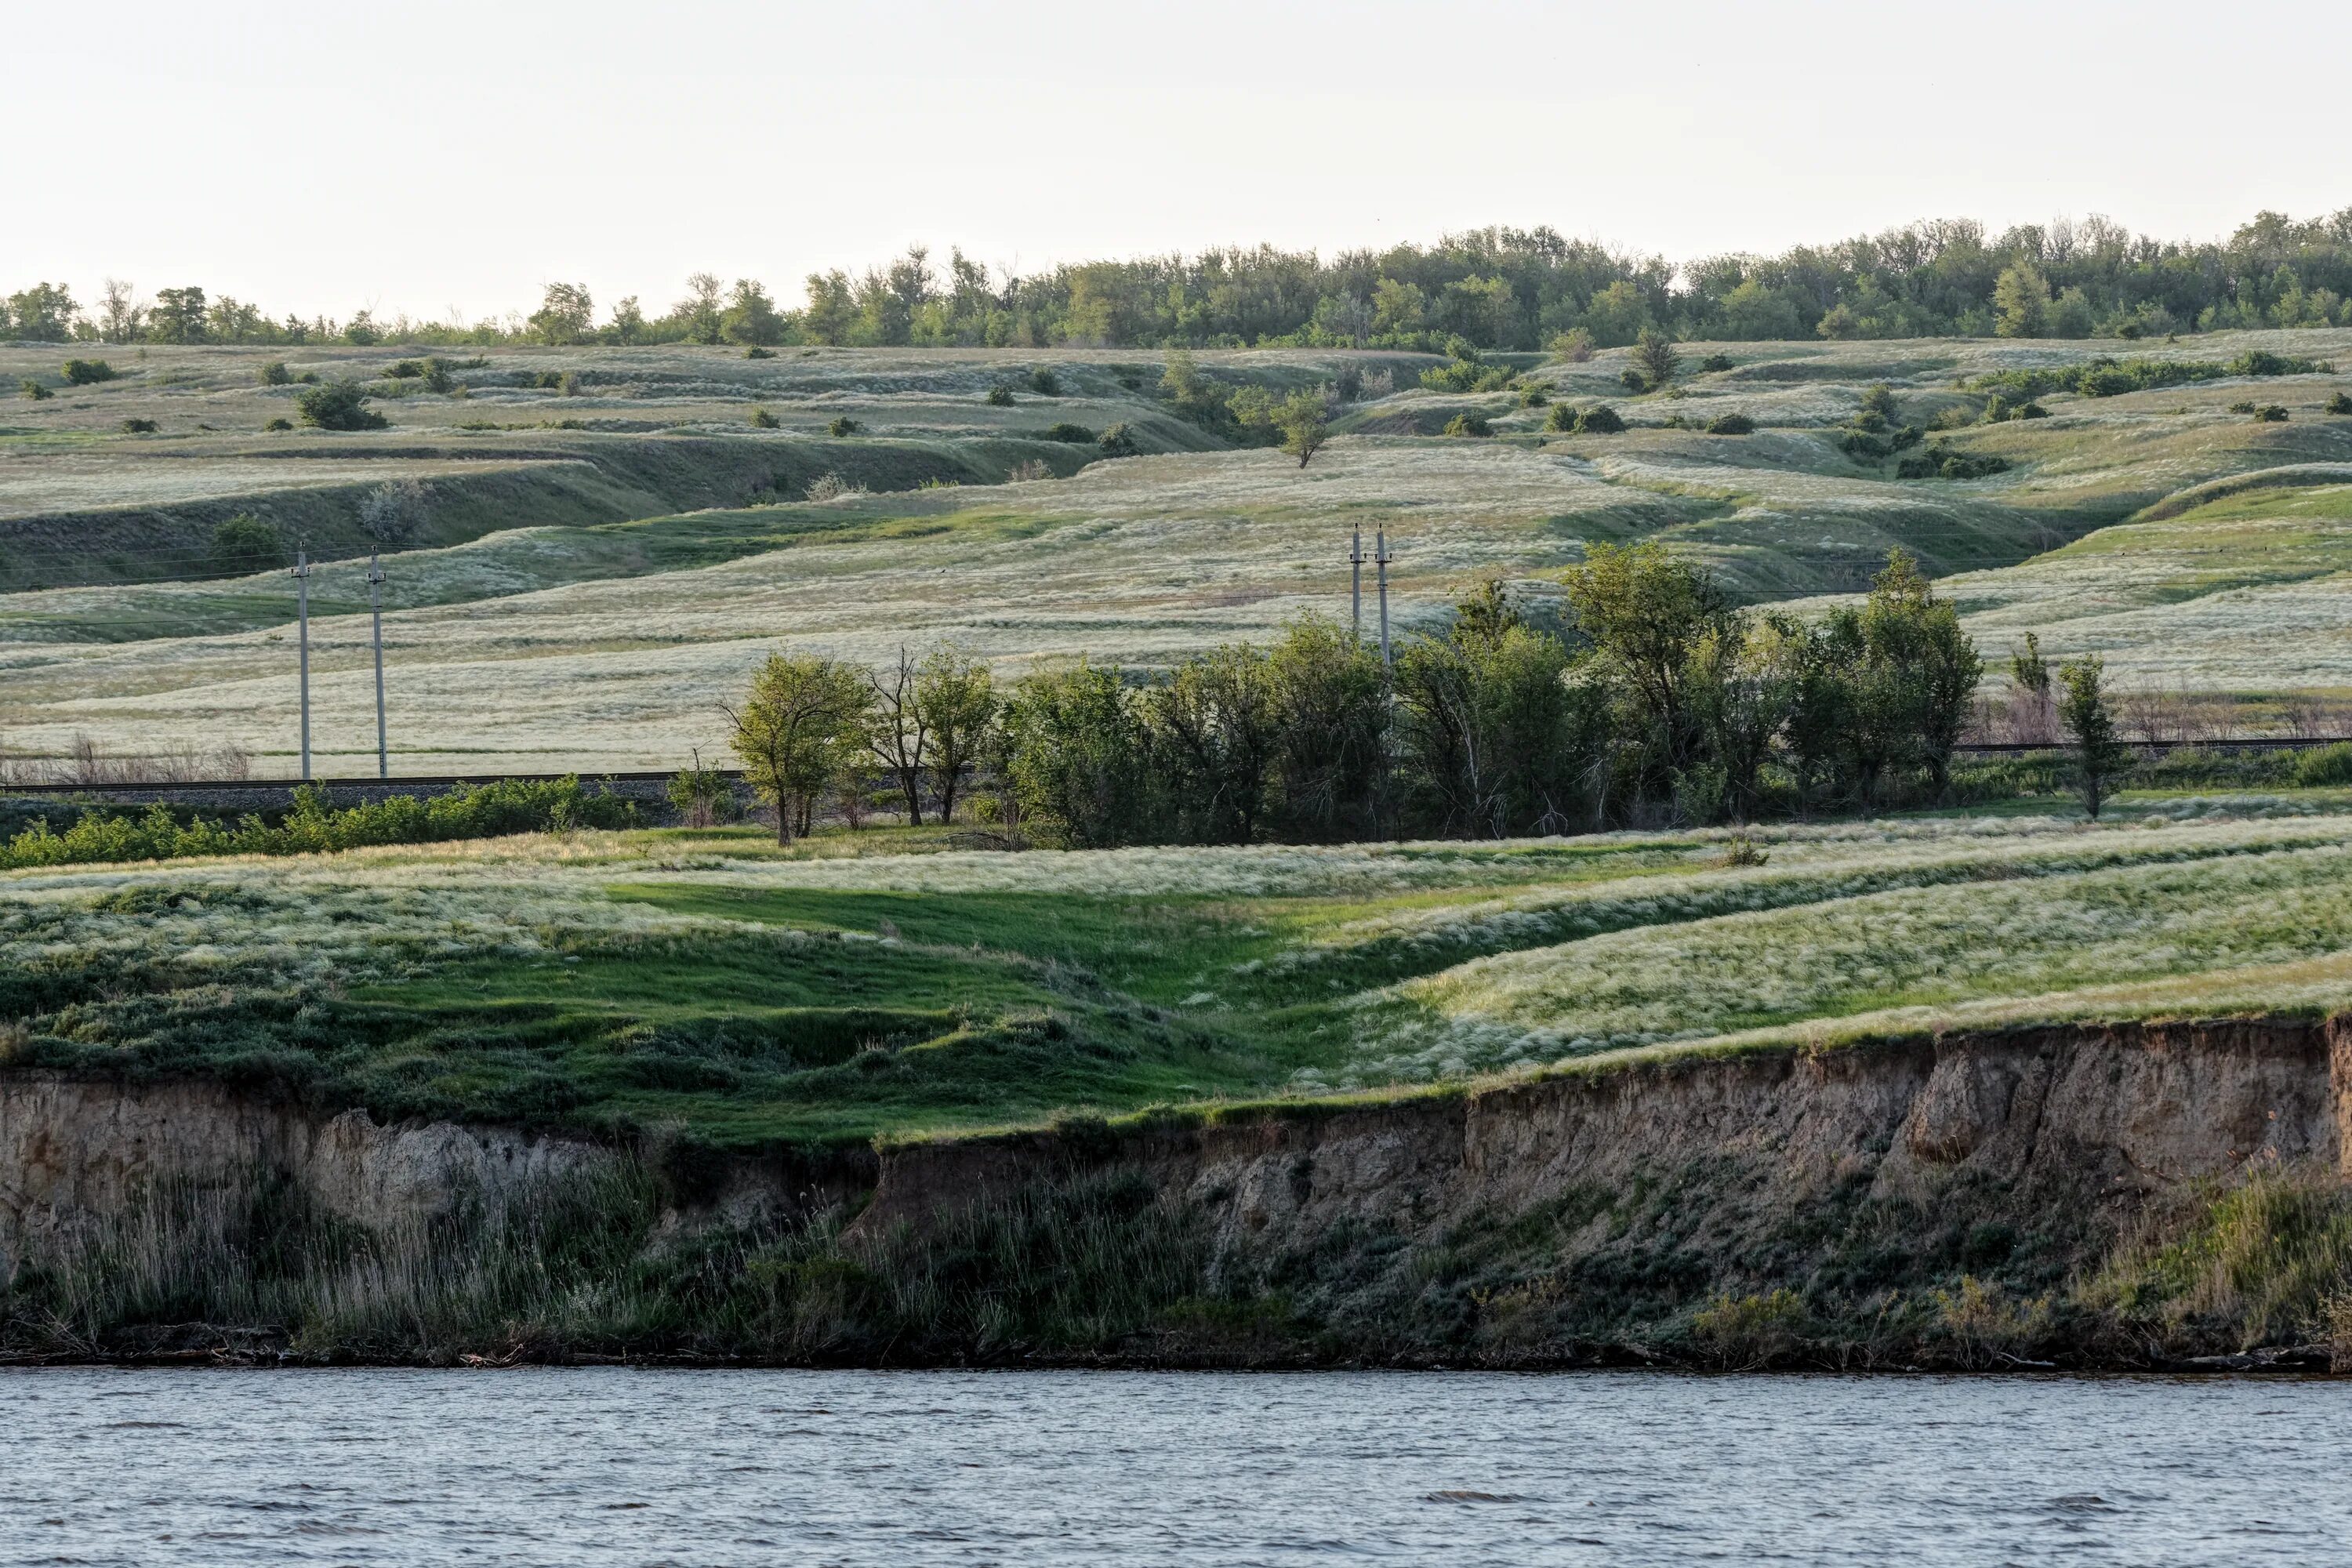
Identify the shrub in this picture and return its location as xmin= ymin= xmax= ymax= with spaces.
xmin=2227 ymin=400 xmax=2257 ymax=414
xmin=984 ymin=385 xmax=1015 ymax=406
xmin=1705 ymin=412 xmax=1755 ymax=435
xmin=120 ymin=417 xmax=158 ymax=433
xmin=2018 ymin=401 xmax=2049 ymax=419
xmin=1098 ymin=423 xmax=1139 ymax=457
xmin=804 ymin=472 xmax=864 ymax=502
xmin=1619 ymin=368 xmax=1649 ymax=394
xmin=2327 ymin=391 xmax=2352 ymax=416
xmin=19 ymin=379 xmax=49 ymax=401
xmin=1575 ymin=404 xmax=1625 ymax=434
xmin=1896 ymin=442 xmax=2011 ymax=481
xmin=1042 ymin=422 xmax=1094 ymax=443
xmin=258 ymin=361 xmax=291 ymax=386
xmin=2228 ymin=349 xmax=2325 ymax=377
xmin=1442 ymin=412 xmax=1492 ymax=437
xmin=386 ymin=359 xmax=424 ymax=378
xmin=750 ymin=406 xmax=780 ymax=428
xmin=293 ymin=381 xmax=388 ymax=430
xmin=1544 ymin=403 xmax=1577 ymax=432
xmin=2292 ymin=742 xmax=2352 ymax=787
xmin=209 ymin=514 xmax=282 ymax=572
xmin=828 ymin=416 xmax=862 ymax=437
xmin=1548 ymin=327 xmax=1595 ymax=362
xmin=1518 ymin=387 xmax=1548 ymax=407
xmin=2256 ymin=405 xmax=2289 ymax=422
xmin=61 ymin=358 xmax=117 ymax=385
xmin=1333 ymin=365 xmax=1363 ymax=401
xmin=743 ymin=346 xmax=775 ymax=359
xmin=1699 ymin=353 xmax=1735 ymax=373
xmin=263 ymin=417 xmax=292 ymax=431
xmin=1028 ymin=368 xmax=1061 ymax=396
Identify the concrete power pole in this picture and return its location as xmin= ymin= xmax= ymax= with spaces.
xmin=1374 ymin=528 xmax=1395 ymax=667
xmin=368 ymin=553 xmax=388 ymax=780
xmin=1349 ymin=528 xmax=1364 ymax=640
xmin=292 ymin=550 xmax=313 ymax=782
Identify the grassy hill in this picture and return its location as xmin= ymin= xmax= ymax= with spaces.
xmin=9 ymin=797 xmax=2352 ymax=1151
xmin=5 ymin=332 xmax=2352 ymax=774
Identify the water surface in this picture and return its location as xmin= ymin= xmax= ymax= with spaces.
xmin=2 ymin=1368 xmax=2346 ymax=1565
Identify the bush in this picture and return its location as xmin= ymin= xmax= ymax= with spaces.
xmin=2227 ymin=400 xmax=2257 ymax=414
xmin=2255 ymin=405 xmax=2289 ymax=423
xmin=828 ymin=416 xmax=862 ymax=437
xmin=19 ymin=379 xmax=49 ymax=401
xmin=293 ymin=380 xmax=389 ymax=430
xmin=1705 ymin=412 xmax=1755 ymax=435
xmin=1518 ymin=387 xmax=1548 ymax=407
xmin=2327 ymin=391 xmax=2352 ymax=416
xmin=1042 ymin=422 xmax=1094 ymax=443
xmin=2228 ymin=349 xmax=2326 ymax=377
xmin=1028 ymin=368 xmax=1061 ymax=396
xmin=61 ymin=358 xmax=117 ymax=385
xmin=985 ymin=384 xmax=1015 ymax=406
xmin=120 ymin=417 xmax=158 ymax=433
xmin=263 ymin=416 xmax=292 ymax=432
xmin=1548 ymin=327 xmax=1595 ymax=362
xmin=1097 ymin=423 xmax=1139 ymax=457
xmin=1442 ymin=412 xmax=1492 ymax=437
xmin=2292 ymin=742 xmax=2352 ymax=787
xmin=1333 ymin=365 xmax=1363 ymax=401
xmin=1544 ymin=403 xmax=1577 ymax=432
xmin=210 ymin=514 xmax=282 ymax=572
xmin=1575 ymin=404 xmax=1625 ymax=434
xmin=1619 ymin=368 xmax=1649 ymax=394
xmin=386 ymin=359 xmax=424 ymax=379
xmin=743 ymin=347 xmax=774 ymax=359
xmin=1896 ymin=442 xmax=2011 ymax=481
xmin=258 ymin=361 xmax=291 ymax=386
xmin=2018 ymin=401 xmax=2049 ymax=419
xmin=750 ymin=406 xmax=780 ymax=428
xmin=1699 ymin=354 xmax=1735 ymax=372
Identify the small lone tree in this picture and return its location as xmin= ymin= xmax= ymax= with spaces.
xmin=864 ymin=646 xmax=931 ymax=825
xmin=2058 ymin=655 xmax=2128 ymax=818
xmin=1276 ymin=388 xmax=1330 ymax=466
xmin=726 ymin=653 xmax=871 ymax=843
xmin=914 ymin=644 xmax=998 ymax=824
xmin=1632 ymin=327 xmax=1681 ymax=391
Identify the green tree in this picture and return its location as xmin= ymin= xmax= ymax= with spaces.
xmin=1394 ymin=582 xmax=1592 ymax=837
xmin=148 ymin=286 xmax=209 ymax=344
xmin=1992 ymin=263 xmax=2051 ymax=338
xmin=726 ymin=652 xmax=873 ymax=843
xmin=1718 ymin=278 xmax=1802 ymax=340
xmin=528 ymin=282 xmax=596 ymax=345
xmin=96 ymin=279 xmax=143 ymax=343
xmin=2057 ymin=655 xmax=2128 ymax=818
xmin=913 ymin=644 xmax=998 ymax=825
xmin=1001 ymin=662 xmax=1154 ymax=847
xmin=721 ymin=279 xmax=786 ymax=346
xmin=1562 ymin=541 xmax=1732 ymax=784
xmin=1631 ymin=326 xmax=1680 ymax=390
xmin=2009 ymin=630 xmax=2050 ymax=698
xmin=1265 ymin=614 xmax=1388 ymax=842
xmin=1685 ymin=615 xmax=1803 ymax=823
xmin=677 ymin=272 xmax=725 ymax=344
xmin=666 ymin=750 xmax=731 ymax=828
xmin=605 ymin=296 xmax=647 ymax=345
xmin=5 ymin=283 xmax=79 ymax=341
xmin=1145 ymin=643 xmax=1284 ymax=842
xmin=1847 ymin=550 xmax=1983 ymax=800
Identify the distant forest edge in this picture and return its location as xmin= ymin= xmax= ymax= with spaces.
xmin=10 ymin=210 xmax=2352 ymax=354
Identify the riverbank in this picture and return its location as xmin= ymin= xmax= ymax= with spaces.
xmin=6 ymin=1014 xmax=2348 ymax=1371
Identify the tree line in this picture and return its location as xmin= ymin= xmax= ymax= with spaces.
xmin=724 ymin=546 xmax=2015 ymax=848
xmin=13 ymin=207 xmax=2352 ymax=354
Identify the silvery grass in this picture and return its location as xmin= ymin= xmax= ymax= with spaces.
xmin=1343 ymin=840 xmax=2352 ymax=1087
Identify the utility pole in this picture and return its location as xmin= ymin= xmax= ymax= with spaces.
xmin=1349 ymin=528 xmax=1364 ymax=641
xmin=368 ymin=552 xmax=388 ymax=780
xmin=1374 ymin=528 xmax=1395 ymax=667
xmin=293 ymin=550 xmax=313 ymax=782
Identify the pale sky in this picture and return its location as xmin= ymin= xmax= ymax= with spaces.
xmin=14 ymin=0 xmax=2350 ymax=323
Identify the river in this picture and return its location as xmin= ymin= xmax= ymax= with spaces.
xmin=2 ymin=1368 xmax=2346 ymax=1565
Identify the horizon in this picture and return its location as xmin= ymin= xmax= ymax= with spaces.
xmin=15 ymin=0 xmax=2350 ymax=322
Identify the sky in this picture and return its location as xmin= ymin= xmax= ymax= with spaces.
xmin=13 ymin=0 xmax=2351 ymax=324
